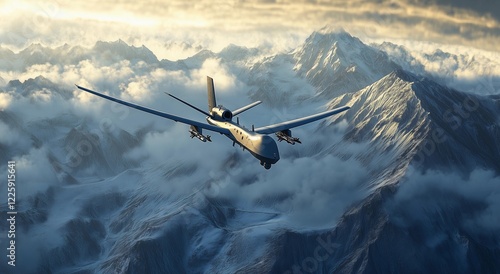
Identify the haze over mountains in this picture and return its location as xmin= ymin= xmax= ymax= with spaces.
xmin=0 ymin=27 xmax=499 ymax=273
xmin=2 ymin=0 xmax=500 ymax=56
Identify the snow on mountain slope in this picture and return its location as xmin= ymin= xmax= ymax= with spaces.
xmin=321 ymin=70 xmax=431 ymax=187
xmin=293 ymin=28 xmax=398 ymax=97
xmin=270 ymin=177 xmax=500 ymax=274
xmin=0 ymin=28 xmax=499 ymax=273
xmin=326 ymin=69 xmax=500 ymax=184
xmin=1 ymin=40 xmax=159 ymax=70
xmin=246 ymin=28 xmax=398 ymax=107
xmin=248 ymin=53 xmax=317 ymax=107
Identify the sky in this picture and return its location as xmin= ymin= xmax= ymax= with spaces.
xmin=0 ymin=0 xmax=499 ymax=60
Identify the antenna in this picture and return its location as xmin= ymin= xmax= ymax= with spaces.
xmin=237 ymin=117 xmax=240 ymax=125
xmin=252 ymin=124 xmax=254 ymax=132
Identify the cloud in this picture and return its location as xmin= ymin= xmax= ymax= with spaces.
xmin=122 ymin=75 xmax=154 ymax=102
xmin=0 ymin=92 xmax=13 ymax=109
xmin=122 ymin=122 xmax=372 ymax=230
xmin=126 ymin=123 xmax=230 ymax=166
xmin=115 ymin=86 xmax=369 ymax=229
xmin=191 ymin=58 xmax=238 ymax=92
xmin=0 ymin=12 xmax=497 ymax=240
xmin=1 ymin=0 xmax=498 ymax=59
xmin=0 ymin=146 xmax=59 ymax=199
xmin=387 ymin=167 xmax=500 ymax=241
xmin=374 ymin=40 xmax=500 ymax=95
xmin=200 ymin=152 xmax=370 ymax=229
xmin=0 ymin=91 xmax=67 ymax=124
xmin=0 ymin=37 xmax=387 ymax=232
xmin=0 ymin=120 xmax=19 ymax=145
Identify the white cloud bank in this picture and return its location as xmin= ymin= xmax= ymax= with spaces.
xmin=0 ymin=0 xmax=498 ymax=60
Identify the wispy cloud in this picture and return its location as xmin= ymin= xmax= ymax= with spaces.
xmin=1 ymin=0 xmax=498 ymax=59
xmin=387 ymin=167 xmax=500 ymax=241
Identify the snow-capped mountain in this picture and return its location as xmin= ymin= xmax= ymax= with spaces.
xmin=0 ymin=28 xmax=499 ymax=273
xmin=246 ymin=28 xmax=398 ymax=107
xmin=293 ymin=28 xmax=398 ymax=97
xmin=327 ymin=69 xmax=500 ymax=179
xmin=10 ymin=40 xmax=159 ymax=69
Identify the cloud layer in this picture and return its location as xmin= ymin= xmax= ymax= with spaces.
xmin=0 ymin=35 xmax=377 ymax=232
xmin=0 ymin=17 xmax=499 ymax=271
xmin=388 ymin=167 xmax=500 ymax=241
xmin=1 ymin=0 xmax=498 ymax=60
xmin=374 ymin=40 xmax=500 ymax=95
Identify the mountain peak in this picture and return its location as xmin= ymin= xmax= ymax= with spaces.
xmin=218 ymin=44 xmax=258 ymax=62
xmin=328 ymin=67 xmax=500 ymax=175
xmin=7 ymin=75 xmax=51 ymax=88
xmin=294 ymin=30 xmax=397 ymax=97
xmin=25 ymin=42 xmax=45 ymax=51
xmin=304 ymin=27 xmax=360 ymax=51
xmin=317 ymin=25 xmax=350 ymax=36
xmin=93 ymin=39 xmax=128 ymax=49
xmin=92 ymin=40 xmax=158 ymax=64
xmin=18 ymin=43 xmax=51 ymax=57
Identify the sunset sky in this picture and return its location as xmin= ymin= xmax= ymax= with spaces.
xmin=1 ymin=0 xmax=499 ymax=59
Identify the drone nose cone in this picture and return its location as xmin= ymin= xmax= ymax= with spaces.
xmin=260 ymin=135 xmax=280 ymax=163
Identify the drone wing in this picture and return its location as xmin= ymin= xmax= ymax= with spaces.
xmin=75 ymin=85 xmax=230 ymax=135
xmin=254 ymin=106 xmax=350 ymax=134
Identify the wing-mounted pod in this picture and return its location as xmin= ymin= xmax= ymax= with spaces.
xmin=276 ymin=129 xmax=301 ymax=145
xmin=189 ymin=125 xmax=211 ymax=142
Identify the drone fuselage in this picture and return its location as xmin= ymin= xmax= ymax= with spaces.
xmin=207 ymin=116 xmax=279 ymax=169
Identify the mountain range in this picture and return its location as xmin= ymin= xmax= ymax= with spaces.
xmin=0 ymin=28 xmax=499 ymax=273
